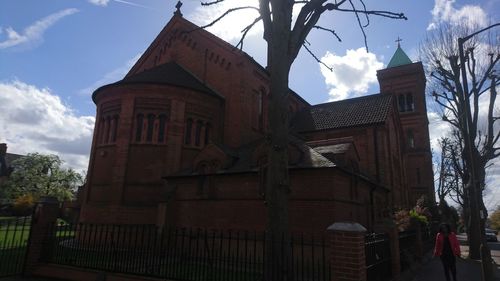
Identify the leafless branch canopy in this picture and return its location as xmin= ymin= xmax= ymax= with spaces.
xmin=197 ymin=0 xmax=406 ymax=68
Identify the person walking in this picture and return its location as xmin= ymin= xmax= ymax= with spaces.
xmin=433 ymin=223 xmax=461 ymax=281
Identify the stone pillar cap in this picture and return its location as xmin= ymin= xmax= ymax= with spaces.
xmin=327 ymin=222 xmax=367 ymax=232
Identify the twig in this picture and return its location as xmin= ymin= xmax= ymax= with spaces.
xmin=302 ymin=43 xmax=333 ymax=71
xmin=312 ymin=26 xmax=342 ymax=42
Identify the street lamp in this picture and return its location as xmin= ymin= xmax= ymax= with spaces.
xmin=457 ymin=22 xmax=499 ymax=281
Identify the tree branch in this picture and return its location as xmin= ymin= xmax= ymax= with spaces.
xmin=302 ymin=43 xmax=333 ymax=71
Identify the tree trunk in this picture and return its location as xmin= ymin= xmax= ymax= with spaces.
xmin=264 ymin=2 xmax=293 ymax=280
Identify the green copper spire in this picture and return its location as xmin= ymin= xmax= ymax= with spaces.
xmin=387 ymin=38 xmax=412 ymax=68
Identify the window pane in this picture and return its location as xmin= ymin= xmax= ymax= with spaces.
xmin=146 ymin=114 xmax=155 ymax=142
xmin=111 ymin=115 xmax=119 ymax=142
xmin=406 ymin=93 xmax=414 ymax=111
xmin=185 ymin=119 xmax=192 ymax=145
xmin=205 ymin=123 xmax=210 ymax=145
xmin=135 ymin=114 xmax=144 ymax=142
xmin=158 ymin=115 xmax=166 ymax=142
xmin=195 ymin=121 xmax=203 ymax=146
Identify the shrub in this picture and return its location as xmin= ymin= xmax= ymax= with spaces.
xmin=12 ymin=194 xmax=35 ymax=216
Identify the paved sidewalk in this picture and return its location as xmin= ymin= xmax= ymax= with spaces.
xmin=412 ymin=245 xmax=500 ymax=281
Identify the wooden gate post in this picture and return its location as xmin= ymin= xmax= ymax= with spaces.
xmin=327 ymin=222 xmax=367 ymax=281
xmin=23 ymin=197 xmax=59 ymax=276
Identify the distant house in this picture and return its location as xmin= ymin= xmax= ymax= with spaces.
xmin=79 ymin=13 xmax=434 ymax=233
xmin=0 ymin=143 xmax=24 ymax=201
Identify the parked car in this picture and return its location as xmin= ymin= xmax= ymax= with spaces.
xmin=485 ymin=228 xmax=498 ymax=235
xmin=485 ymin=229 xmax=498 ymax=242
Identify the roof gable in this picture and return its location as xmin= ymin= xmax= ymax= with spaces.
xmin=126 ymin=15 xmax=246 ymax=78
xmin=291 ymin=94 xmax=393 ymax=132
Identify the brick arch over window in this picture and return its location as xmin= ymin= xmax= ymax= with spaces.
xmin=185 ymin=117 xmax=212 ymax=147
xmin=134 ymin=111 xmax=170 ymax=144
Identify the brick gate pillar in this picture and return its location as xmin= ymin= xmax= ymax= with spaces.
xmin=387 ymin=226 xmax=401 ymax=280
xmin=327 ymin=222 xmax=367 ymax=281
xmin=23 ymin=197 xmax=59 ymax=276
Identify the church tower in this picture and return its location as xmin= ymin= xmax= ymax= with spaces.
xmin=377 ymin=43 xmax=435 ymax=205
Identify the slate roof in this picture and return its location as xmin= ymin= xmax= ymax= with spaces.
xmin=165 ymin=136 xmax=335 ymax=178
xmin=387 ymin=46 xmax=412 ymax=68
xmin=4 ymin=153 xmax=23 ymax=166
xmin=0 ymin=153 xmax=24 ymax=177
xmin=94 ymin=62 xmax=221 ymax=100
xmin=291 ymin=94 xmax=393 ymax=132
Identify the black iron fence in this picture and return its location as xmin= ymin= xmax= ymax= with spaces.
xmin=398 ymin=230 xmax=416 ymax=272
xmin=365 ymin=233 xmax=391 ymax=281
xmin=0 ymin=216 xmax=31 ymax=277
xmin=42 ymin=223 xmax=331 ymax=281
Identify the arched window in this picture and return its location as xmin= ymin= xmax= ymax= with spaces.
xmin=135 ymin=114 xmax=144 ymax=142
xmin=146 ymin=114 xmax=155 ymax=142
xmin=204 ymin=123 xmax=211 ymax=145
xmin=185 ymin=118 xmax=193 ymax=145
xmin=104 ymin=116 xmax=111 ymax=143
xmin=195 ymin=120 xmax=203 ymax=146
xmin=99 ymin=117 xmax=106 ymax=144
xmin=110 ymin=115 xmax=119 ymax=143
xmin=158 ymin=114 xmax=167 ymax=143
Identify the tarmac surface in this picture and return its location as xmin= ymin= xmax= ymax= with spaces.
xmin=412 ymin=234 xmax=500 ymax=281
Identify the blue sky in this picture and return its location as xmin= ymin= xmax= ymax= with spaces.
xmin=0 ymin=0 xmax=499 ymax=210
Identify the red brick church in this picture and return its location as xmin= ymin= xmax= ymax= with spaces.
xmin=79 ymin=11 xmax=434 ymax=233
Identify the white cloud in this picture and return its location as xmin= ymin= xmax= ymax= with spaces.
xmin=0 ymin=80 xmax=94 ymax=172
xmin=427 ymin=111 xmax=453 ymax=155
xmin=88 ymin=0 xmax=109 ymax=6
xmin=319 ymin=48 xmax=383 ymax=101
xmin=0 ymin=8 xmax=79 ymax=50
xmin=427 ymin=0 xmax=487 ymax=30
xmin=78 ymin=53 xmax=142 ymax=96
xmin=89 ymin=0 xmax=151 ymax=9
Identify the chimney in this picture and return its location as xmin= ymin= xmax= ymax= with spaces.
xmin=0 ymin=143 xmax=6 ymax=156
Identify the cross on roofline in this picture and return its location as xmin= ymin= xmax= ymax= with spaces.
xmin=174 ymin=1 xmax=183 ymax=16
xmin=396 ymin=37 xmax=402 ymax=48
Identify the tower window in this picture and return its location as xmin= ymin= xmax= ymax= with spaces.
xmin=408 ymin=129 xmax=415 ymax=148
xmin=398 ymin=93 xmax=414 ymax=112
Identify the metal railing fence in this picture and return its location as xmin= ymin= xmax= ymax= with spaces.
xmin=0 ymin=216 xmax=31 ymax=277
xmin=42 ymin=223 xmax=331 ymax=281
xmin=365 ymin=233 xmax=392 ymax=281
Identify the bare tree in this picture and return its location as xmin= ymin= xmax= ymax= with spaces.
xmin=420 ymin=22 xmax=499 ymax=266
xmin=435 ymin=134 xmax=468 ymax=229
xmin=199 ymin=0 xmax=406 ymax=278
